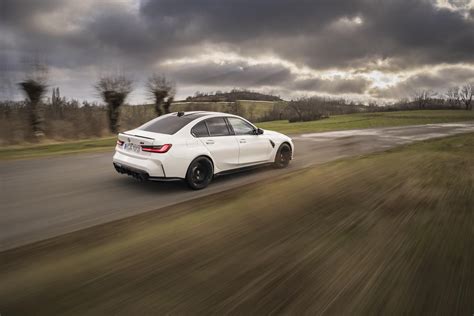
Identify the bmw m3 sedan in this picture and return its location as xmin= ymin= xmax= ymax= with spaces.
xmin=113 ymin=111 xmax=294 ymax=189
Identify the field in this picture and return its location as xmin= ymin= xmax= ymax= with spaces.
xmin=0 ymin=133 xmax=472 ymax=314
xmin=171 ymin=100 xmax=286 ymax=122
xmin=258 ymin=109 xmax=474 ymax=134
xmin=1 ymin=110 xmax=473 ymax=160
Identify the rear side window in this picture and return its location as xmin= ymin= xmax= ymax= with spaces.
xmin=205 ymin=117 xmax=231 ymax=136
xmin=138 ymin=115 xmax=195 ymax=135
xmin=191 ymin=121 xmax=209 ymax=137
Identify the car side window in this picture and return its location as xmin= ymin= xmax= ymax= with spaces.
xmin=227 ymin=117 xmax=255 ymax=135
xmin=205 ymin=117 xmax=231 ymax=136
xmin=191 ymin=121 xmax=209 ymax=137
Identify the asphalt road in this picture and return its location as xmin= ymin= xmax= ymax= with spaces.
xmin=1 ymin=122 xmax=473 ymax=251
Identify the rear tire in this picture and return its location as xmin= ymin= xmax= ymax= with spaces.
xmin=274 ymin=143 xmax=291 ymax=168
xmin=185 ymin=157 xmax=214 ymax=190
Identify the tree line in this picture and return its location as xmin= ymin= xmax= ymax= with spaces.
xmin=412 ymin=86 xmax=473 ymax=111
xmin=186 ymin=89 xmax=282 ymax=102
xmin=284 ymin=84 xmax=473 ymax=122
xmin=15 ymin=64 xmax=175 ymax=140
xmin=2 ymin=62 xmax=472 ymax=144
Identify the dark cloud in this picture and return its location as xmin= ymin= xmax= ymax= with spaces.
xmin=1 ymin=0 xmax=473 ymax=102
xmin=140 ymin=0 xmax=474 ymax=70
xmin=162 ymin=61 xmax=292 ymax=87
xmin=161 ymin=60 xmax=371 ymax=95
xmin=0 ymin=0 xmax=62 ymax=26
xmin=140 ymin=0 xmax=359 ymax=43
xmin=292 ymin=77 xmax=371 ymax=94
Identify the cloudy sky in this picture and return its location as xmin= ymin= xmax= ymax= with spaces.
xmin=1 ymin=0 xmax=473 ymax=103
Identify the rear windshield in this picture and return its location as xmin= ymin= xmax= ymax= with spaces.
xmin=137 ymin=114 xmax=204 ymax=135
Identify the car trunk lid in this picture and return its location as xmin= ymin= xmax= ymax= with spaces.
xmin=117 ymin=130 xmax=171 ymax=156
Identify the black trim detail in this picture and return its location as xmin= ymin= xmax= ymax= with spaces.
xmin=161 ymin=164 xmax=167 ymax=177
xmin=114 ymin=162 xmax=149 ymax=180
xmin=203 ymin=121 xmax=211 ymax=136
xmin=121 ymin=132 xmax=154 ymax=140
xmin=149 ymin=176 xmax=182 ymax=182
xmin=224 ymin=117 xmax=235 ymax=135
xmin=113 ymin=163 xmax=182 ymax=181
xmin=215 ymin=162 xmax=273 ymax=177
xmin=269 ymin=140 xmax=275 ymax=148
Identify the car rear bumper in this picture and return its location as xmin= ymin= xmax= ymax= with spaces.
xmin=113 ymin=162 xmax=182 ymax=181
xmin=112 ymin=150 xmax=184 ymax=180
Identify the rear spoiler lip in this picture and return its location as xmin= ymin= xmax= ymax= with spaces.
xmin=120 ymin=132 xmax=155 ymax=140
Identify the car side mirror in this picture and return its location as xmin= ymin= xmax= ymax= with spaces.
xmin=256 ymin=128 xmax=264 ymax=135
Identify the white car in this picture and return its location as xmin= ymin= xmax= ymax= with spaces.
xmin=113 ymin=111 xmax=294 ymax=189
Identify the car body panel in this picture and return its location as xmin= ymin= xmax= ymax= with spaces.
xmin=112 ymin=111 xmax=294 ymax=181
xmin=199 ymin=135 xmax=240 ymax=171
xmin=235 ymin=134 xmax=273 ymax=164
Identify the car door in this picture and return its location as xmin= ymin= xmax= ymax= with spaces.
xmin=195 ymin=118 xmax=240 ymax=171
xmin=227 ymin=117 xmax=272 ymax=165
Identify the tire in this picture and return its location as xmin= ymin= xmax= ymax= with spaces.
xmin=185 ymin=157 xmax=214 ymax=190
xmin=274 ymin=143 xmax=292 ymax=168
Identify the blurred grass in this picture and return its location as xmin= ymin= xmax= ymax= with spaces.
xmin=258 ymin=109 xmax=474 ymax=134
xmin=1 ymin=110 xmax=473 ymax=160
xmin=0 ymin=133 xmax=473 ymax=314
xmin=0 ymin=137 xmax=116 ymax=160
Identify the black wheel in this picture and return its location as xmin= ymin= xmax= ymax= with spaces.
xmin=274 ymin=143 xmax=292 ymax=168
xmin=185 ymin=157 xmax=214 ymax=190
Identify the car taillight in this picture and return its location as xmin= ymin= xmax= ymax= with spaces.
xmin=141 ymin=144 xmax=172 ymax=153
xmin=117 ymin=139 xmax=124 ymax=146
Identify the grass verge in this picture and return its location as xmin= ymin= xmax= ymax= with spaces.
xmin=258 ymin=109 xmax=474 ymax=134
xmin=0 ymin=137 xmax=116 ymax=160
xmin=1 ymin=110 xmax=473 ymax=160
xmin=0 ymin=133 xmax=473 ymax=314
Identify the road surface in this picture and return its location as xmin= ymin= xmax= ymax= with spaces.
xmin=1 ymin=122 xmax=473 ymax=250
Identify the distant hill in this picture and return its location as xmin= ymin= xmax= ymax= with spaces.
xmin=185 ymin=89 xmax=283 ymax=102
xmin=171 ymin=100 xmax=287 ymax=122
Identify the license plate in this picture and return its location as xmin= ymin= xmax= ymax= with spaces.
xmin=124 ymin=143 xmax=141 ymax=153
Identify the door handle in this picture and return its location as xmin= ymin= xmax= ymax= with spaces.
xmin=239 ymin=139 xmax=246 ymax=143
xmin=206 ymin=140 xmax=215 ymax=145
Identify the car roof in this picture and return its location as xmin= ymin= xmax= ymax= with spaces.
xmin=135 ymin=111 xmax=253 ymax=135
xmin=171 ymin=111 xmax=242 ymax=119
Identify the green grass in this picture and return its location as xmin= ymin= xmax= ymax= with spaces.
xmin=0 ymin=133 xmax=473 ymax=314
xmin=258 ymin=109 xmax=474 ymax=134
xmin=0 ymin=137 xmax=116 ymax=160
xmin=1 ymin=110 xmax=473 ymax=160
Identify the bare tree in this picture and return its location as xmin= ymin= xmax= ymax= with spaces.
xmin=52 ymin=87 xmax=61 ymax=106
xmin=288 ymin=99 xmax=304 ymax=122
xmin=146 ymin=74 xmax=175 ymax=116
xmin=287 ymin=97 xmax=324 ymax=122
xmin=445 ymin=87 xmax=461 ymax=108
xmin=95 ymin=75 xmax=133 ymax=133
xmin=459 ymin=84 xmax=473 ymax=110
xmin=18 ymin=62 xmax=48 ymax=139
xmin=163 ymin=95 xmax=174 ymax=114
xmin=412 ymin=90 xmax=436 ymax=109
